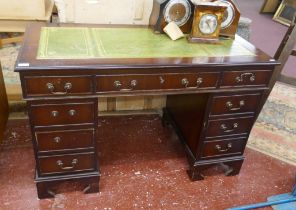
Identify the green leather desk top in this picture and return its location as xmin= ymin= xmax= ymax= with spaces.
xmin=37 ymin=27 xmax=255 ymax=59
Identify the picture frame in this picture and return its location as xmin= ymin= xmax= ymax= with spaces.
xmin=273 ymin=0 xmax=296 ymax=26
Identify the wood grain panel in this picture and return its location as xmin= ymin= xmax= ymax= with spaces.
xmin=0 ymin=63 xmax=8 ymax=143
xmin=201 ymin=137 xmax=247 ymax=159
xmin=36 ymin=129 xmax=95 ymax=152
xmin=30 ymin=101 xmax=95 ymax=127
xmin=206 ymin=116 xmax=254 ymax=138
xmin=24 ymin=75 xmax=93 ymax=97
xmin=38 ymin=153 xmax=96 ymax=176
xmin=210 ymin=93 xmax=262 ymax=116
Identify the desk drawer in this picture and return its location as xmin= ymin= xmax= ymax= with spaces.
xmin=201 ymin=137 xmax=246 ymax=159
xmin=210 ymin=93 xmax=261 ymax=116
xmin=96 ymin=72 xmax=219 ymax=93
xmin=38 ymin=153 xmax=96 ymax=176
xmin=206 ymin=116 xmax=254 ymax=138
xmin=221 ymin=70 xmax=271 ymax=88
xmin=24 ymin=76 xmax=93 ymax=97
xmin=36 ymin=129 xmax=95 ymax=152
xmin=30 ymin=101 xmax=95 ymax=127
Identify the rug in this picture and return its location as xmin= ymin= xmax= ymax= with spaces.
xmin=248 ymin=82 xmax=296 ymax=166
xmin=0 ymin=44 xmax=295 ymax=166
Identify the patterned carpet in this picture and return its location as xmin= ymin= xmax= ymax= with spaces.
xmin=249 ymin=83 xmax=296 ymax=166
xmin=1 ymin=44 xmax=295 ymax=166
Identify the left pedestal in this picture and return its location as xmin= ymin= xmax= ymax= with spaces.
xmin=27 ymin=98 xmax=100 ymax=199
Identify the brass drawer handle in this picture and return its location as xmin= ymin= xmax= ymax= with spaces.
xmin=114 ymin=80 xmax=137 ymax=91
xmin=56 ymin=159 xmax=78 ymax=170
xmin=235 ymin=73 xmax=256 ymax=83
xmin=215 ymin=143 xmax=232 ymax=152
xmin=114 ymin=80 xmax=122 ymax=88
xmin=196 ymin=77 xmax=203 ymax=86
xmin=53 ymin=136 xmax=61 ymax=143
xmin=182 ymin=78 xmax=189 ymax=87
xmin=51 ymin=110 xmax=59 ymax=117
xmin=68 ymin=109 xmax=76 ymax=116
xmin=46 ymin=82 xmax=72 ymax=95
xmin=226 ymin=100 xmax=245 ymax=111
xmin=220 ymin=123 xmax=238 ymax=133
xmin=181 ymin=77 xmax=203 ymax=89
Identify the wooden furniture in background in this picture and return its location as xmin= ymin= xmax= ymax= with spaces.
xmin=0 ymin=0 xmax=54 ymax=101
xmin=0 ymin=0 xmax=54 ymax=33
xmin=0 ymin=33 xmax=23 ymax=49
xmin=15 ymin=23 xmax=278 ymax=199
xmin=260 ymin=0 xmax=280 ymax=13
xmin=0 ymin=62 xmax=9 ymax=143
xmin=274 ymin=16 xmax=296 ymax=85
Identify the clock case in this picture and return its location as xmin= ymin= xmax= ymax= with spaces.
xmin=219 ymin=0 xmax=241 ymax=38
xmin=149 ymin=0 xmax=195 ymax=34
xmin=188 ymin=4 xmax=226 ymax=43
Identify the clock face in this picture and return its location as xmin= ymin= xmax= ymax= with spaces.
xmin=199 ymin=14 xmax=218 ymax=35
xmin=219 ymin=0 xmax=235 ymax=29
xmin=163 ymin=0 xmax=192 ymax=27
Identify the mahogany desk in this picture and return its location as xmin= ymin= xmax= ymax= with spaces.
xmin=15 ymin=23 xmax=278 ymax=199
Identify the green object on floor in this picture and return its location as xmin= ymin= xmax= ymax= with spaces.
xmin=37 ymin=27 xmax=255 ymax=59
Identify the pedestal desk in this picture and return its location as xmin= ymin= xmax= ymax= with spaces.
xmin=15 ymin=23 xmax=278 ymax=199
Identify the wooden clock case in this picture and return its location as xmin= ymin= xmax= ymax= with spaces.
xmin=149 ymin=0 xmax=195 ymax=33
xmin=188 ymin=4 xmax=226 ymax=43
xmin=219 ymin=0 xmax=241 ymax=38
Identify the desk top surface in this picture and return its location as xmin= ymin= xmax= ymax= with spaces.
xmin=15 ymin=23 xmax=278 ymax=72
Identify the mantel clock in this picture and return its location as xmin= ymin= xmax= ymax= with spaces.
xmin=217 ymin=0 xmax=241 ymax=38
xmin=149 ymin=0 xmax=195 ymax=33
xmin=188 ymin=4 xmax=226 ymax=43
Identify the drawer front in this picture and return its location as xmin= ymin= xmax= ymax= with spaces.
xmin=38 ymin=153 xmax=96 ymax=176
xmin=210 ymin=93 xmax=262 ymax=116
xmin=201 ymin=137 xmax=246 ymax=159
xmin=30 ymin=102 xmax=95 ymax=127
xmin=96 ymin=72 xmax=219 ymax=93
xmin=206 ymin=116 xmax=254 ymax=138
xmin=221 ymin=70 xmax=271 ymax=87
xmin=24 ymin=76 xmax=93 ymax=97
xmin=36 ymin=129 xmax=94 ymax=152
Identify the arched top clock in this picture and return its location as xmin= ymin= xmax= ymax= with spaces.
xmin=216 ymin=0 xmax=241 ymax=38
xmin=149 ymin=0 xmax=195 ymax=34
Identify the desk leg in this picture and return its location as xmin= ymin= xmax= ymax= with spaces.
xmin=187 ymin=158 xmax=244 ymax=181
xmin=35 ymin=175 xmax=100 ymax=199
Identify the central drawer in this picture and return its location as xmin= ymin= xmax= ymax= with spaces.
xmin=38 ymin=153 xmax=96 ymax=176
xmin=35 ymin=129 xmax=95 ymax=153
xmin=30 ymin=101 xmax=96 ymax=127
xmin=96 ymin=72 xmax=219 ymax=93
xmin=205 ymin=116 xmax=254 ymax=138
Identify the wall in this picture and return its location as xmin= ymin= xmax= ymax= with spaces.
xmin=54 ymin=0 xmax=154 ymax=24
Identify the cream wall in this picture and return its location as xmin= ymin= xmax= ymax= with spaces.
xmin=54 ymin=0 xmax=154 ymax=24
xmin=0 ymin=0 xmax=53 ymax=20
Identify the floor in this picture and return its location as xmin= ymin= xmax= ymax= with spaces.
xmin=236 ymin=0 xmax=296 ymax=78
xmin=0 ymin=116 xmax=295 ymax=210
xmin=0 ymin=1 xmax=295 ymax=209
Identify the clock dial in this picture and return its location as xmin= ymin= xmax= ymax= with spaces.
xmin=219 ymin=0 xmax=235 ymax=29
xmin=199 ymin=14 xmax=218 ymax=34
xmin=163 ymin=0 xmax=192 ymax=27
